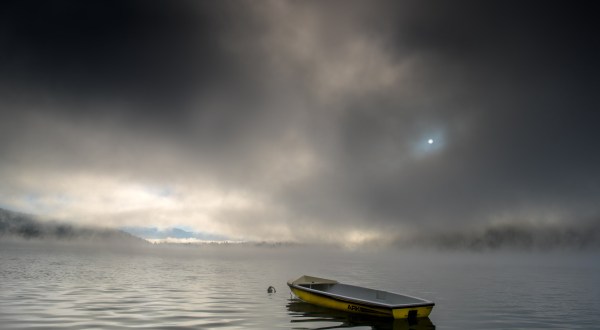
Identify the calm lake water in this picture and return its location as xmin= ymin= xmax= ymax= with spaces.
xmin=1 ymin=241 xmax=598 ymax=329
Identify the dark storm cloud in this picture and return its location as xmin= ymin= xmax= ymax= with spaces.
xmin=0 ymin=1 xmax=598 ymax=242
xmin=1 ymin=1 xmax=285 ymax=149
xmin=0 ymin=1 xmax=277 ymax=175
xmin=1 ymin=1 xmax=225 ymax=106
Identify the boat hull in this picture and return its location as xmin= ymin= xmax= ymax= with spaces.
xmin=289 ymin=286 xmax=434 ymax=319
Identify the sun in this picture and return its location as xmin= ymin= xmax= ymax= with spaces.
xmin=428 ymin=139 xmax=434 ymax=144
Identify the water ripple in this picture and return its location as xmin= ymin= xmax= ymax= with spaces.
xmin=1 ymin=243 xmax=599 ymax=329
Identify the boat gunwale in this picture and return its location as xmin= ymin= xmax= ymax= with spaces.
xmin=287 ymin=281 xmax=435 ymax=309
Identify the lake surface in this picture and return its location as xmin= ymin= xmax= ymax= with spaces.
xmin=1 ymin=241 xmax=598 ymax=329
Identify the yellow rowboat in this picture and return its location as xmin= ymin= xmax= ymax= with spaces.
xmin=287 ymin=275 xmax=434 ymax=319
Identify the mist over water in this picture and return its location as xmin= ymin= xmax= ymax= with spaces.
xmin=1 ymin=241 xmax=598 ymax=329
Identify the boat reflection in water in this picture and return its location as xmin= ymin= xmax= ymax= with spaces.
xmin=287 ymin=299 xmax=436 ymax=330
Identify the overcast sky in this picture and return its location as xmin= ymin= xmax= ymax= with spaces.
xmin=0 ymin=1 xmax=598 ymax=244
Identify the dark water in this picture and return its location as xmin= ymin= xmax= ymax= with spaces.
xmin=1 ymin=241 xmax=598 ymax=329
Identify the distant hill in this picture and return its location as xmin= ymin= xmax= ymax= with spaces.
xmin=0 ymin=208 xmax=147 ymax=246
xmin=402 ymin=221 xmax=600 ymax=251
xmin=121 ymin=226 xmax=228 ymax=242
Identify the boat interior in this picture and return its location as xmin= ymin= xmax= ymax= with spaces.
xmin=291 ymin=276 xmax=430 ymax=306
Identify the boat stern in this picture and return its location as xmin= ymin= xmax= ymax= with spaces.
xmin=392 ymin=304 xmax=434 ymax=319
